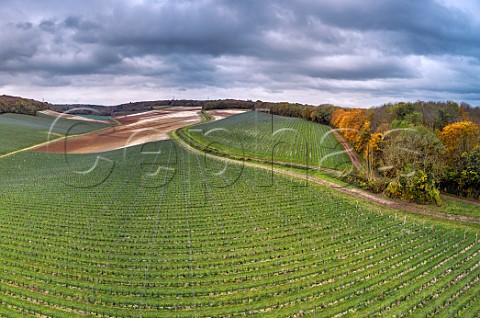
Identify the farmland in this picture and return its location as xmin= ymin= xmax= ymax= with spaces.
xmin=0 ymin=113 xmax=110 ymax=155
xmin=183 ymin=111 xmax=352 ymax=170
xmin=0 ymin=137 xmax=479 ymax=317
xmin=33 ymin=107 xmax=202 ymax=154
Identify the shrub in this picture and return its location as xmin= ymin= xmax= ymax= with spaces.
xmin=385 ymin=170 xmax=441 ymax=205
xmin=341 ymin=168 xmax=388 ymax=193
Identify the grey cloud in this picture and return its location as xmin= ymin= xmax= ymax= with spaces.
xmin=15 ymin=22 xmax=32 ymax=30
xmin=0 ymin=23 xmax=41 ymax=61
xmin=97 ymin=2 xmax=266 ymax=57
xmin=63 ymin=16 xmax=99 ymax=32
xmin=292 ymin=0 xmax=480 ymax=56
xmin=304 ymin=62 xmax=415 ymax=81
xmin=39 ymin=20 xmax=56 ymax=33
xmin=0 ymin=0 xmax=479 ymax=106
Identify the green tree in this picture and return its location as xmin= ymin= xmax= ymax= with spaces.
xmin=380 ymin=126 xmax=445 ymax=180
xmin=379 ymin=127 xmax=444 ymax=204
xmin=441 ymin=147 xmax=480 ymax=199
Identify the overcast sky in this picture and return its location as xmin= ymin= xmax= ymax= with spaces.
xmin=1 ymin=0 xmax=480 ymax=107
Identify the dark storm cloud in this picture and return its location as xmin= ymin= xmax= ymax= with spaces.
xmin=292 ymin=0 xmax=480 ymax=50
xmin=0 ymin=0 xmax=479 ymax=106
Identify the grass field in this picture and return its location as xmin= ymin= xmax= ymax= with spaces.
xmin=0 ymin=113 xmax=110 ymax=155
xmin=183 ymin=111 xmax=352 ymax=170
xmin=0 ymin=140 xmax=478 ymax=317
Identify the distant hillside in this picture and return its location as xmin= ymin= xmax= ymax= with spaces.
xmin=51 ymin=99 xmax=249 ymax=116
xmin=5 ymin=96 xmax=269 ymax=117
xmin=0 ymin=95 xmax=49 ymax=116
xmin=50 ymin=99 xmax=204 ymax=116
xmin=51 ymin=99 xmax=316 ymax=116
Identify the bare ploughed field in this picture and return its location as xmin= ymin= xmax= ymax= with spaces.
xmin=39 ymin=110 xmax=111 ymax=124
xmin=206 ymin=109 xmax=247 ymax=120
xmin=35 ymin=107 xmax=202 ymax=154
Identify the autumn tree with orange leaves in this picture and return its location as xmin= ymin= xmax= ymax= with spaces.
xmin=331 ymin=109 xmax=372 ymax=154
xmin=439 ymin=121 xmax=480 ymax=164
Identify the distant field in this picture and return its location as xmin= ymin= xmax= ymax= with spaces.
xmin=0 ymin=113 xmax=110 ymax=155
xmin=76 ymin=114 xmax=113 ymax=121
xmin=184 ymin=111 xmax=352 ymax=170
xmin=0 ymin=140 xmax=478 ymax=317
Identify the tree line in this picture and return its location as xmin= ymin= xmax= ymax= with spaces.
xmin=0 ymin=95 xmax=48 ymax=115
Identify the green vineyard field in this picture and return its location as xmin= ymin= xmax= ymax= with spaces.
xmin=184 ymin=111 xmax=352 ymax=170
xmin=0 ymin=113 xmax=110 ymax=155
xmin=0 ymin=140 xmax=478 ymax=317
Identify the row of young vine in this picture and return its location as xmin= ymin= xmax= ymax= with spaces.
xmin=0 ymin=140 xmax=478 ymax=317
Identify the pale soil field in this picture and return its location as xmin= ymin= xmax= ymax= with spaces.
xmin=34 ymin=107 xmax=202 ymax=154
